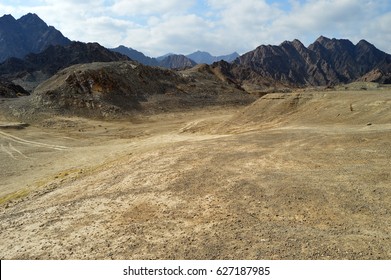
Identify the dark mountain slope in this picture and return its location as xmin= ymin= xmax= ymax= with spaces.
xmin=0 ymin=13 xmax=71 ymax=62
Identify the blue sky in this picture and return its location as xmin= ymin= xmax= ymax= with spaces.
xmin=1 ymin=0 xmax=390 ymax=56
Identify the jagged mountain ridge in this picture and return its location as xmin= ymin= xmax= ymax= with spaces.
xmin=231 ymin=36 xmax=391 ymax=86
xmin=0 ymin=13 xmax=71 ymax=62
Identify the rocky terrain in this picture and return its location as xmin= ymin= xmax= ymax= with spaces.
xmin=0 ymin=13 xmax=71 ymax=62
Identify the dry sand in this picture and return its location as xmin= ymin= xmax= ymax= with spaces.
xmin=0 ymin=89 xmax=390 ymax=259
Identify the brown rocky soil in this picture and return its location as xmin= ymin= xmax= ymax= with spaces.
xmin=0 ymin=89 xmax=390 ymax=260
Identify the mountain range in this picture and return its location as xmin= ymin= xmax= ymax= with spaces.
xmin=209 ymin=36 xmax=391 ymax=91
xmin=0 ymin=13 xmax=390 ymax=98
xmin=110 ymin=46 xmax=238 ymax=68
xmin=231 ymin=36 xmax=391 ymax=87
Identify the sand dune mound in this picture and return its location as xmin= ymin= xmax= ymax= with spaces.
xmin=215 ymin=89 xmax=391 ymax=133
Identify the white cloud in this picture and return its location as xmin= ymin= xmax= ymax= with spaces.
xmin=124 ymin=14 xmax=217 ymax=56
xmin=111 ymin=0 xmax=195 ymax=16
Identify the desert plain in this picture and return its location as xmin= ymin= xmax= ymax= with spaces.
xmin=0 ymin=87 xmax=390 ymax=259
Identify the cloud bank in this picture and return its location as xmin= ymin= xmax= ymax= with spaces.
xmin=1 ymin=0 xmax=390 ymax=56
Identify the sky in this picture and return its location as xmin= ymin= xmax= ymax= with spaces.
xmin=1 ymin=0 xmax=391 ymax=57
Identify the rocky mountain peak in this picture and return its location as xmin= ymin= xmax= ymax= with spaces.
xmin=0 ymin=13 xmax=71 ymax=62
xmin=18 ymin=13 xmax=48 ymax=29
xmin=0 ymin=14 xmax=16 ymax=23
xmin=315 ymin=35 xmax=332 ymax=45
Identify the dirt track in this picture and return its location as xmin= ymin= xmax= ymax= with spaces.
xmin=0 ymin=90 xmax=390 ymax=259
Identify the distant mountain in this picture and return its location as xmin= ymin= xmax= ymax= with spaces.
xmin=0 ymin=42 xmax=130 ymax=92
xmin=187 ymin=51 xmax=239 ymax=64
xmin=158 ymin=55 xmax=197 ymax=69
xmin=111 ymin=45 xmax=159 ymax=66
xmin=112 ymin=47 xmax=198 ymax=69
xmin=0 ymin=13 xmax=71 ymax=62
xmin=230 ymin=36 xmax=391 ymax=87
xmin=156 ymin=53 xmax=175 ymax=62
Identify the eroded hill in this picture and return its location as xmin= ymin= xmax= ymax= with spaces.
xmin=1 ymin=61 xmax=255 ymax=120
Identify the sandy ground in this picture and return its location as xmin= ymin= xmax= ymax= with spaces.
xmin=0 ymin=90 xmax=390 ymax=259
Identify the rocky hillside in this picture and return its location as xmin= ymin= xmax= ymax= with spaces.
xmin=232 ymin=36 xmax=391 ymax=87
xmin=0 ymin=13 xmax=71 ymax=62
xmin=0 ymin=42 xmax=130 ymax=92
xmin=29 ymin=61 xmax=255 ymax=118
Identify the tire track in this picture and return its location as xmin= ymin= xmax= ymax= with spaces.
xmin=8 ymin=142 xmax=31 ymax=159
xmin=0 ymin=131 xmax=68 ymax=151
xmin=1 ymin=143 xmax=16 ymax=159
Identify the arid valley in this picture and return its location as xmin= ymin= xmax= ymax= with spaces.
xmin=1 ymin=87 xmax=390 ymax=259
xmin=1 ymin=12 xmax=391 ymax=261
